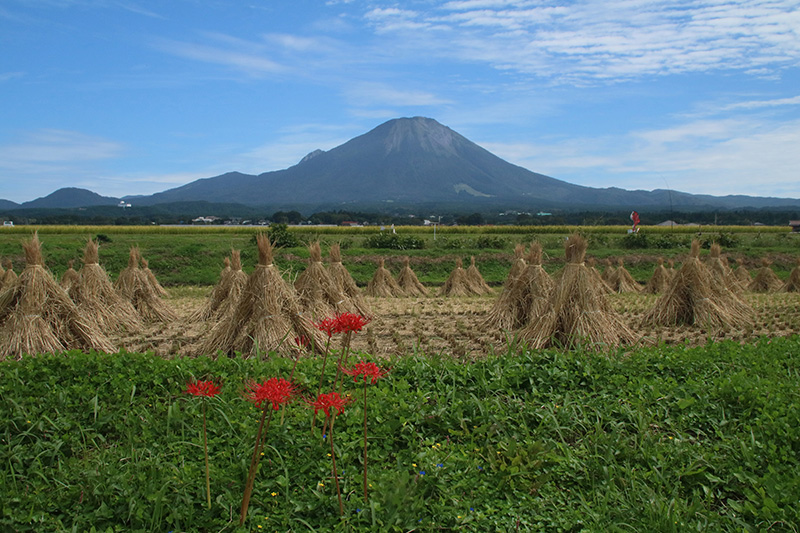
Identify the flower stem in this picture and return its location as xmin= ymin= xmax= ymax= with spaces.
xmin=334 ymin=331 xmax=352 ymax=393
xmin=311 ymin=337 xmax=331 ymax=436
xmin=240 ymin=407 xmax=273 ymax=526
xmin=363 ymin=379 xmax=368 ymax=502
xmin=329 ymin=413 xmax=343 ymax=516
xmin=203 ymin=399 xmax=211 ymax=510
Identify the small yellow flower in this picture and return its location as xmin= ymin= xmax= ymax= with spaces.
xmin=271 ymin=492 xmax=278 ymax=497
xmin=412 ymin=463 xmax=417 ymax=467
xmin=327 ymin=453 xmax=332 ymax=457
xmin=318 ymin=482 xmax=324 ymax=487
xmin=260 ymin=452 xmax=265 ymax=456
xmin=458 ymin=515 xmax=462 ymax=519
xmin=257 ymin=526 xmax=262 ymax=529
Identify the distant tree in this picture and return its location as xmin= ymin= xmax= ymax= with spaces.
xmin=456 ymin=212 xmax=485 ymax=225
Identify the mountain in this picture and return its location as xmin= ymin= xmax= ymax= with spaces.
xmin=21 ymin=188 xmax=120 ymax=209
xmin=130 ymin=117 xmax=800 ymax=212
xmin=0 ymin=199 xmax=20 ymax=211
xmin=7 ymin=118 xmax=800 ymax=213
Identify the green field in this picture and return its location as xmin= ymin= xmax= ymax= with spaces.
xmin=1 ymin=224 xmax=798 ymax=287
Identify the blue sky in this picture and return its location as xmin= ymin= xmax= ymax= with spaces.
xmin=2 ymin=0 xmax=799 ymax=204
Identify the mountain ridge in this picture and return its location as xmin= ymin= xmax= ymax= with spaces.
xmin=2 ymin=117 xmax=799 ymax=212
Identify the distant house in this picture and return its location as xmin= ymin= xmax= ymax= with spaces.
xmin=192 ymin=216 xmax=220 ymax=224
xmin=790 ymin=221 xmax=800 ymax=232
xmin=2 ymin=221 xmax=13 ymax=227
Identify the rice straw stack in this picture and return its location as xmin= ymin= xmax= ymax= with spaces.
xmin=328 ymin=243 xmax=371 ymax=316
xmin=192 ymin=256 xmax=232 ymax=321
xmin=0 ymin=233 xmax=114 ymax=360
xmin=706 ymin=244 xmax=740 ymax=293
xmin=748 ymin=258 xmax=782 ymax=293
xmin=440 ymin=258 xmax=475 ymax=297
xmin=780 ymin=258 xmax=800 ymax=292
xmin=601 ymin=258 xmax=616 ymax=286
xmin=2 ymin=259 xmax=16 ymax=287
xmin=70 ymin=239 xmax=140 ymax=333
xmin=365 ymin=258 xmax=405 ymax=297
xmin=608 ymin=258 xmax=641 ymax=293
xmin=59 ymin=260 xmax=80 ymax=291
xmin=586 ymin=257 xmax=612 ymax=295
xmin=200 ymin=235 xmax=323 ymax=357
xmin=518 ymin=234 xmax=635 ymax=350
xmin=465 ymin=256 xmax=493 ymax=295
xmin=642 ymin=258 xmax=670 ymax=294
xmin=115 ymin=247 xmax=177 ymax=323
xmin=516 ymin=242 xmax=554 ymax=325
xmin=733 ymin=258 xmax=751 ymax=288
xmin=396 ymin=256 xmax=428 ymax=297
xmin=294 ymin=241 xmax=347 ymax=319
xmin=643 ymin=240 xmax=752 ymax=329
xmin=483 ymin=245 xmax=533 ymax=330
xmin=141 ymin=258 xmax=169 ymax=298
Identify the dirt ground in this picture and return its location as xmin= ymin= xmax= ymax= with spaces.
xmin=119 ymin=288 xmax=800 ymax=359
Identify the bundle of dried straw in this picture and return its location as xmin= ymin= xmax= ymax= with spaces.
xmin=200 ymin=235 xmax=323 ymax=357
xmin=781 ymin=258 xmax=800 ymax=292
xmin=328 ymin=243 xmax=371 ymax=316
xmin=0 ymin=233 xmax=114 ymax=360
xmin=608 ymin=258 xmax=641 ymax=293
xmin=115 ymin=247 xmax=177 ymax=323
xmin=396 ymin=256 xmax=428 ymax=297
xmin=365 ymin=258 xmax=405 ymax=297
xmin=519 ymin=234 xmax=635 ymax=350
xmin=440 ymin=258 xmax=476 ymax=297
xmin=748 ymin=258 xmax=782 ymax=293
xmin=70 ymin=239 xmax=140 ymax=333
xmin=642 ymin=240 xmax=752 ymax=329
xmin=465 ymin=256 xmax=493 ymax=295
xmin=642 ymin=258 xmax=670 ymax=294
xmin=295 ymin=242 xmax=348 ymax=319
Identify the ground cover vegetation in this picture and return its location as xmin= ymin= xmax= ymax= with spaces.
xmin=2 ymin=338 xmax=799 ymax=531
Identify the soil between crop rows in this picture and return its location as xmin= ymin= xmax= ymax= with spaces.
xmin=119 ymin=289 xmax=800 ymax=358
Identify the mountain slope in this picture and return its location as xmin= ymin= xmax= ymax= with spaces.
xmin=21 ymin=188 xmax=120 ymax=209
xmin=97 ymin=117 xmax=800 ymax=211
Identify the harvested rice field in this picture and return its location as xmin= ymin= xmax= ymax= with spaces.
xmin=123 ymin=288 xmax=800 ymax=358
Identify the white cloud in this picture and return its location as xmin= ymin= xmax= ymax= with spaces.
xmin=361 ymin=0 xmax=800 ymax=83
xmin=480 ymin=116 xmax=800 ymax=197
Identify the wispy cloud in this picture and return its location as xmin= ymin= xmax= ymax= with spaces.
xmin=344 ymin=82 xmax=452 ymax=107
xmin=362 ymin=0 xmax=800 ymax=83
xmin=0 ymin=129 xmax=122 ymax=173
xmin=152 ymin=35 xmax=287 ymax=77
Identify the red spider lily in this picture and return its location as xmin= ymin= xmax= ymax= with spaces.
xmin=342 ymin=361 xmax=390 ymax=384
xmin=294 ymin=335 xmax=310 ymax=349
xmin=185 ymin=379 xmax=222 ymax=398
xmin=307 ymin=391 xmax=350 ymax=418
xmin=184 ymin=379 xmax=221 ymax=510
xmin=244 ymin=378 xmax=299 ymax=410
xmin=314 ymin=317 xmax=339 ymax=338
xmin=334 ymin=312 xmax=370 ymax=334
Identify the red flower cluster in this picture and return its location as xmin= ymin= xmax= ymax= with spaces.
xmin=335 ymin=312 xmax=371 ymax=334
xmin=244 ymin=378 xmax=299 ymax=410
xmin=307 ymin=392 xmax=350 ymax=417
xmin=185 ymin=379 xmax=222 ymax=398
xmin=342 ymin=362 xmax=390 ymax=384
xmin=314 ymin=317 xmax=339 ymax=338
xmin=314 ymin=313 xmax=371 ymax=337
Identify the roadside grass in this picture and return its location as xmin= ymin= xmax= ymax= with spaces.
xmin=2 ymin=337 xmax=799 ymax=531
